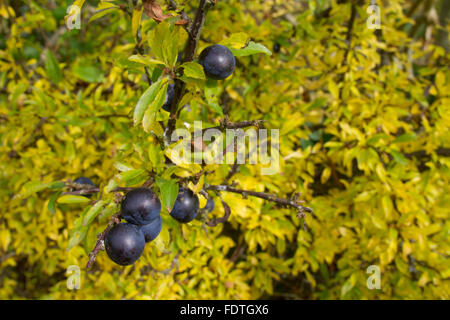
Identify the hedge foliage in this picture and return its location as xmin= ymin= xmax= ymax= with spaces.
xmin=0 ymin=0 xmax=449 ymax=299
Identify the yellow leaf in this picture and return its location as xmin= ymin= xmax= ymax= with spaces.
xmin=132 ymin=6 xmax=143 ymax=40
xmin=328 ymin=80 xmax=339 ymax=99
xmin=0 ymin=229 xmax=11 ymax=251
xmin=321 ymin=167 xmax=331 ymax=184
xmin=219 ymin=32 xmax=250 ymax=49
xmin=435 ymin=70 xmax=446 ymax=93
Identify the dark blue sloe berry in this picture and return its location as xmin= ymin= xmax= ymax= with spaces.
xmin=140 ymin=216 xmax=162 ymax=243
xmin=162 ymin=84 xmax=175 ymax=112
xmin=273 ymin=43 xmax=281 ymax=53
xmin=105 ymin=223 xmax=145 ymax=266
xmin=199 ymin=44 xmax=236 ymax=80
xmin=74 ymin=177 xmax=94 ymax=186
xmin=121 ymin=188 xmax=161 ymax=225
xmin=170 ymin=188 xmax=199 ymax=223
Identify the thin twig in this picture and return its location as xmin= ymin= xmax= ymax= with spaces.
xmin=62 ymin=188 xmax=100 ymax=196
xmin=223 ymin=160 xmax=240 ymax=184
xmin=206 ymin=184 xmax=313 ymax=216
xmin=62 ymin=186 xmax=138 ymax=196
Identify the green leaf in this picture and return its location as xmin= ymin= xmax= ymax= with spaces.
xmin=71 ymin=64 xmax=104 ymax=83
xmin=118 ymin=168 xmax=147 ymax=185
xmin=299 ymin=69 xmax=322 ymax=77
xmin=207 ymin=101 xmax=224 ymax=116
xmin=341 ymin=274 xmax=357 ymax=297
xmin=45 ymin=50 xmax=62 ymax=84
xmin=113 ymin=55 xmax=144 ymax=70
xmin=114 ymin=161 xmax=134 ymax=172
xmin=83 ymin=200 xmax=106 ymax=227
xmin=142 ymin=81 xmax=168 ymax=132
xmin=178 ymin=75 xmax=206 ymax=87
xmin=148 ymin=20 xmax=178 ymax=66
xmin=304 ymin=98 xmax=327 ymax=111
xmin=57 ymin=195 xmax=91 ymax=204
xmin=88 ymin=3 xmax=118 ymax=23
xmin=204 ymin=79 xmax=219 ymax=99
xmin=219 ymin=32 xmax=250 ymax=49
xmin=22 ymin=181 xmax=53 ymax=197
xmin=134 ymin=79 xmax=162 ymax=126
xmin=48 ymin=191 xmax=62 ymax=214
xmin=366 ymin=134 xmax=390 ymax=146
xmin=156 ymin=179 xmax=179 ymax=212
xmin=99 ymin=203 xmax=118 ymax=222
xmin=148 ymin=144 xmax=164 ymax=169
xmin=156 ymin=219 xmax=171 ymax=253
xmin=393 ymin=132 xmax=417 ymax=144
xmin=229 ymin=41 xmax=272 ymax=57
xmin=49 ymin=181 xmax=66 ymax=189
xmin=181 ymin=62 xmax=206 ymax=80
xmin=10 ymin=82 xmax=28 ymax=109
xmin=131 ymin=6 xmax=143 ymax=40
xmin=128 ymin=55 xmax=165 ymax=67
xmin=204 ymin=79 xmax=224 ymax=116
xmin=67 ymin=226 xmax=88 ymax=251
xmin=105 ymin=179 xmax=119 ymax=193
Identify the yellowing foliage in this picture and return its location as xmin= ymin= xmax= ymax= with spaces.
xmin=0 ymin=0 xmax=449 ymax=300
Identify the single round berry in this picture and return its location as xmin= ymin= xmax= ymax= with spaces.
xmin=104 ymin=223 xmax=145 ymax=266
xmin=74 ymin=177 xmax=94 ymax=187
xmin=273 ymin=43 xmax=281 ymax=53
xmin=170 ymin=188 xmax=199 ymax=223
xmin=203 ymin=198 xmax=215 ymax=212
xmin=121 ymin=188 xmax=161 ymax=225
xmin=162 ymin=84 xmax=175 ymax=112
xmin=199 ymin=44 xmax=236 ymax=80
xmin=140 ymin=216 xmax=162 ymax=243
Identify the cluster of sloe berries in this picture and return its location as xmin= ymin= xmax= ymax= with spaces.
xmin=162 ymin=44 xmax=236 ymax=112
xmin=82 ymin=46 xmax=233 ymax=265
xmin=104 ymin=187 xmax=214 ymax=266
